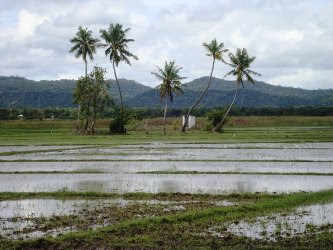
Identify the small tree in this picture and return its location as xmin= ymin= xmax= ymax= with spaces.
xmin=73 ymin=77 xmax=91 ymax=133
xmin=87 ymin=67 xmax=111 ymax=134
xmin=213 ymin=48 xmax=261 ymax=132
xmin=73 ymin=67 xmax=111 ymax=134
xmin=152 ymin=61 xmax=185 ymax=135
xmin=181 ymin=39 xmax=228 ymax=132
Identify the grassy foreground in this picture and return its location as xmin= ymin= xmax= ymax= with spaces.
xmin=0 ymin=116 xmax=333 ymax=145
xmin=0 ymin=189 xmax=333 ymax=249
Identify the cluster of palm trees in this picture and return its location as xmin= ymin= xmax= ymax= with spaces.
xmin=70 ymin=23 xmax=260 ymax=134
xmin=70 ymin=24 xmax=137 ymax=132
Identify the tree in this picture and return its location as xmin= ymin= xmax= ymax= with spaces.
xmin=87 ymin=67 xmax=111 ymax=134
xmin=213 ymin=48 xmax=261 ymax=132
xmin=181 ymin=39 xmax=228 ymax=132
xmin=152 ymin=61 xmax=185 ymax=135
xmin=69 ymin=26 xmax=99 ymax=132
xmin=73 ymin=67 xmax=111 ymax=134
xmin=99 ymin=23 xmax=138 ymax=110
xmin=73 ymin=76 xmax=91 ymax=133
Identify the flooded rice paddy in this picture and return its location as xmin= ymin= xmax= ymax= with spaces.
xmin=1 ymin=142 xmax=333 ymax=241
xmin=0 ymin=142 xmax=332 ymax=193
xmin=225 ymin=202 xmax=333 ymax=240
xmin=0 ymin=198 xmax=234 ymax=239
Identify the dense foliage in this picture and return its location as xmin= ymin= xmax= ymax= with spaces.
xmin=1 ymin=76 xmax=332 ymax=109
xmin=1 ymin=106 xmax=333 ymax=121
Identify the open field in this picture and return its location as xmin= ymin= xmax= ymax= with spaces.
xmin=1 ymin=116 xmax=333 ymax=146
xmin=1 ymin=117 xmax=333 ymax=248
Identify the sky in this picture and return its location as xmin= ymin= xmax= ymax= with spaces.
xmin=0 ymin=0 xmax=332 ymax=89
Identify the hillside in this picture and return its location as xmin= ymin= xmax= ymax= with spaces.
xmin=0 ymin=76 xmax=332 ymax=108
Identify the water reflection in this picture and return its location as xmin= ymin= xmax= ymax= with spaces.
xmin=1 ymin=173 xmax=333 ymax=194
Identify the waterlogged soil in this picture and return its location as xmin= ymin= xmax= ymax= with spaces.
xmin=0 ymin=198 xmax=233 ymax=239
xmin=1 ymin=173 xmax=333 ymax=193
xmin=1 ymin=161 xmax=332 ymax=174
xmin=224 ymin=202 xmax=333 ymax=241
xmin=0 ymin=145 xmax=85 ymax=154
xmin=1 ymin=143 xmax=333 ymax=161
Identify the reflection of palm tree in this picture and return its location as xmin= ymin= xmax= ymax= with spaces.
xmin=76 ymin=180 xmax=108 ymax=192
xmin=152 ymin=61 xmax=185 ymax=135
xmin=100 ymin=23 xmax=138 ymax=109
xmin=159 ymin=179 xmax=182 ymax=193
xmin=214 ymin=48 xmax=261 ymax=132
xmin=182 ymin=39 xmax=228 ymax=132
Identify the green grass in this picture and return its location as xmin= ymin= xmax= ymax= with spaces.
xmin=0 ymin=118 xmax=333 ymax=146
xmin=0 ymin=191 xmax=274 ymax=201
xmin=1 ymin=189 xmax=333 ymax=249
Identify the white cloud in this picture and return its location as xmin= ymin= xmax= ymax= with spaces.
xmin=0 ymin=0 xmax=332 ymax=89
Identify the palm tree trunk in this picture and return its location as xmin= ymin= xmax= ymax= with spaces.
xmin=89 ymin=103 xmax=96 ymax=134
xmin=112 ymin=60 xmax=123 ymax=110
xmin=181 ymin=58 xmax=215 ymax=132
xmin=85 ymin=60 xmax=88 ymax=78
xmin=163 ymin=98 xmax=168 ymax=135
xmin=76 ymin=60 xmax=88 ymax=133
xmin=213 ymin=85 xmax=239 ymax=132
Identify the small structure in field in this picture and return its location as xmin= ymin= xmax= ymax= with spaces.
xmin=18 ymin=114 xmax=23 ymax=120
xmin=182 ymin=115 xmax=196 ymax=129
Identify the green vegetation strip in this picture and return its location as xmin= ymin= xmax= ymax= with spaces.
xmin=1 ymin=189 xmax=333 ymax=248
xmin=0 ymin=191 xmax=273 ymax=201
xmin=137 ymin=171 xmax=333 ymax=176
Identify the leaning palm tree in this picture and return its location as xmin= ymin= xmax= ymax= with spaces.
xmin=69 ymin=26 xmax=100 ymax=77
xmin=181 ymin=39 xmax=228 ymax=132
xmin=69 ymin=26 xmax=99 ymax=132
xmin=213 ymin=48 xmax=261 ymax=132
xmin=152 ymin=61 xmax=185 ymax=135
xmin=100 ymin=23 xmax=138 ymax=110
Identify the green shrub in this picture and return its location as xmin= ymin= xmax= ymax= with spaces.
xmin=206 ymin=107 xmax=228 ymax=132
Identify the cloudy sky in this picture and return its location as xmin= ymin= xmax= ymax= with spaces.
xmin=0 ymin=0 xmax=332 ymax=89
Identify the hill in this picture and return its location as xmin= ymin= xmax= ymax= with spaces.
xmin=0 ymin=76 xmax=332 ymax=108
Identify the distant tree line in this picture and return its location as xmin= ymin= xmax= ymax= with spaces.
xmin=1 ymin=106 xmax=333 ymax=121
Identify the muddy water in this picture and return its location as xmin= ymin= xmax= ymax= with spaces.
xmin=1 ymin=173 xmax=333 ymax=193
xmin=2 ymin=144 xmax=333 ymax=161
xmin=0 ymin=161 xmax=332 ymax=174
xmin=0 ymin=145 xmax=85 ymax=153
xmin=226 ymin=202 xmax=333 ymax=240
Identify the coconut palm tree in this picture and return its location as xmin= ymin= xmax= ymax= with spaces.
xmin=152 ymin=61 xmax=185 ymax=135
xmin=69 ymin=26 xmax=100 ymax=77
xmin=69 ymin=26 xmax=99 ymax=132
xmin=181 ymin=39 xmax=228 ymax=132
xmin=213 ymin=48 xmax=261 ymax=132
xmin=99 ymin=23 xmax=138 ymax=110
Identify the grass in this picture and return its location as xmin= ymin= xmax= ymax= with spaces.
xmin=1 ymin=189 xmax=333 ymax=249
xmin=0 ymin=117 xmax=332 ymax=146
xmin=0 ymin=191 xmax=275 ymax=201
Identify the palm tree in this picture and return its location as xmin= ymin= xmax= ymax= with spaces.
xmin=181 ymin=39 xmax=228 ymax=132
xmin=152 ymin=61 xmax=185 ymax=135
xmin=69 ymin=26 xmax=99 ymax=132
xmin=69 ymin=26 xmax=99 ymax=77
xmin=213 ymin=48 xmax=261 ymax=132
xmin=100 ymin=23 xmax=138 ymax=110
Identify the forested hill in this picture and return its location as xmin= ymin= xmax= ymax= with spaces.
xmin=0 ymin=76 xmax=332 ymax=108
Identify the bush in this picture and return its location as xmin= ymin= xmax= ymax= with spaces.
xmin=109 ymin=108 xmax=136 ymax=134
xmin=206 ymin=107 xmax=228 ymax=132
